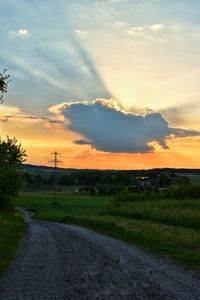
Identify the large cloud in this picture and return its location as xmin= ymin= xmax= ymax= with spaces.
xmin=49 ymin=99 xmax=200 ymax=153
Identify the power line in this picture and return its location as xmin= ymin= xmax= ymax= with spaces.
xmin=48 ymin=151 xmax=63 ymax=205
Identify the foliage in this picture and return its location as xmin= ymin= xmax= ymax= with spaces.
xmin=162 ymin=183 xmax=200 ymax=199
xmin=112 ymin=182 xmax=200 ymax=207
xmin=115 ymin=189 xmax=145 ymax=203
xmin=0 ymin=136 xmax=26 ymax=209
xmin=0 ymin=211 xmax=26 ymax=272
xmin=21 ymin=165 xmax=196 ymax=196
xmin=0 ymin=69 xmax=10 ymax=104
xmin=112 ymin=187 xmax=156 ymax=206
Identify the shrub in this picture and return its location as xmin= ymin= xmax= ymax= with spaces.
xmin=112 ymin=187 xmax=154 ymax=205
xmin=0 ymin=137 xmax=26 ymax=209
xmin=162 ymin=183 xmax=200 ymax=200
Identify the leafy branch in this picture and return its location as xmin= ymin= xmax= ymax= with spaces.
xmin=0 ymin=69 xmax=11 ymax=104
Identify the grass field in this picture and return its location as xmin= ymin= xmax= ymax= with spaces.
xmin=108 ymin=199 xmax=200 ymax=230
xmin=0 ymin=211 xmax=27 ymax=273
xmin=16 ymin=191 xmax=200 ymax=270
xmin=16 ymin=192 xmax=109 ymax=221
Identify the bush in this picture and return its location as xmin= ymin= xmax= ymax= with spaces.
xmin=0 ymin=137 xmax=26 ymax=209
xmin=112 ymin=187 xmax=154 ymax=205
xmin=162 ymin=183 xmax=200 ymax=200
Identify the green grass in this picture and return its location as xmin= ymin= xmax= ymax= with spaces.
xmin=0 ymin=211 xmax=27 ymax=273
xmin=108 ymin=199 xmax=200 ymax=229
xmin=16 ymin=192 xmax=200 ymax=270
xmin=61 ymin=214 xmax=200 ymax=269
xmin=16 ymin=192 xmax=110 ymax=221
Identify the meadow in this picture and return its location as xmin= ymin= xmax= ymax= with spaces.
xmin=15 ymin=191 xmax=200 ymax=270
xmin=17 ymin=192 xmax=109 ymax=221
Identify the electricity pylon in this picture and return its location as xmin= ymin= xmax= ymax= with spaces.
xmin=49 ymin=151 xmax=63 ymax=205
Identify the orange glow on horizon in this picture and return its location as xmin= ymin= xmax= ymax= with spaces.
xmin=23 ymin=136 xmax=200 ymax=170
xmin=1 ymin=106 xmax=200 ymax=170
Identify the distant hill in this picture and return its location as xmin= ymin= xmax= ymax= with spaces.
xmin=21 ymin=164 xmax=200 ymax=175
xmin=21 ymin=164 xmax=78 ymax=174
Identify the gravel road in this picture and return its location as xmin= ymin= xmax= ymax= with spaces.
xmin=0 ymin=215 xmax=200 ymax=300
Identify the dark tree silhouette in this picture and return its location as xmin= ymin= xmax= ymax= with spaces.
xmin=0 ymin=70 xmax=26 ymax=209
xmin=0 ymin=137 xmax=26 ymax=209
xmin=0 ymin=69 xmax=10 ymax=104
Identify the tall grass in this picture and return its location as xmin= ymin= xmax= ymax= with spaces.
xmin=109 ymin=199 xmax=200 ymax=230
xmin=0 ymin=211 xmax=26 ymax=272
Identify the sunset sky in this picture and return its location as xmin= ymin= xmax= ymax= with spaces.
xmin=0 ymin=0 xmax=200 ymax=169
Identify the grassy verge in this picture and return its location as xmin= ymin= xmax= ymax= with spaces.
xmin=0 ymin=211 xmax=27 ymax=273
xmin=61 ymin=214 xmax=200 ymax=270
xmin=16 ymin=192 xmax=200 ymax=271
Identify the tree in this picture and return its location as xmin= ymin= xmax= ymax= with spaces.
xmin=0 ymin=137 xmax=26 ymax=209
xmin=0 ymin=69 xmax=10 ymax=104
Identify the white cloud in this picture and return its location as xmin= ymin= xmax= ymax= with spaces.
xmin=126 ymin=24 xmax=165 ymax=36
xmin=75 ymin=30 xmax=88 ymax=39
xmin=126 ymin=26 xmax=145 ymax=36
xmin=18 ymin=29 xmax=29 ymax=36
xmin=147 ymin=24 xmax=165 ymax=31
xmin=49 ymin=99 xmax=200 ymax=153
xmin=10 ymin=29 xmax=30 ymax=38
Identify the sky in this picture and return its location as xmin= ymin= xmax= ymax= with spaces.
xmin=0 ymin=0 xmax=200 ymax=169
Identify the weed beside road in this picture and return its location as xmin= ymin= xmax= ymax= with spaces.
xmin=0 ymin=211 xmax=27 ymax=273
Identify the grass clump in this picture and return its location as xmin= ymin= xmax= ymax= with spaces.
xmin=0 ymin=210 xmax=27 ymax=273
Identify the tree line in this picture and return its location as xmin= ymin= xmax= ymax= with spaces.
xmin=0 ymin=70 xmax=26 ymax=209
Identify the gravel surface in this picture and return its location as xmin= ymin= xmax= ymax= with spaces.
xmin=0 ymin=215 xmax=200 ymax=300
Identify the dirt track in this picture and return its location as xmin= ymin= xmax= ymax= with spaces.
xmin=0 ymin=218 xmax=200 ymax=299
